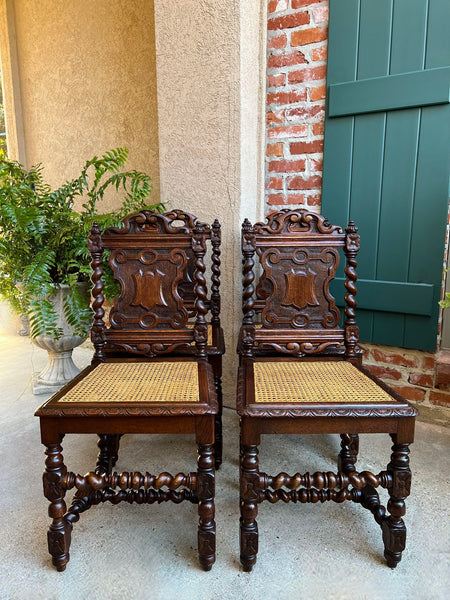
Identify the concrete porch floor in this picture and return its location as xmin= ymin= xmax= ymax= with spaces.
xmin=0 ymin=333 xmax=449 ymax=600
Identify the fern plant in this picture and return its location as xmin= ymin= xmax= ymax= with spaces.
xmin=0 ymin=148 xmax=164 ymax=339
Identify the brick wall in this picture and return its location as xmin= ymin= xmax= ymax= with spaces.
xmin=363 ymin=344 xmax=450 ymax=408
xmin=266 ymin=0 xmax=328 ymax=209
xmin=264 ymin=0 xmax=450 ymax=409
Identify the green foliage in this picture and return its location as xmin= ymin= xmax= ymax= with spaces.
xmin=0 ymin=147 xmax=164 ymax=339
xmin=439 ymin=293 xmax=450 ymax=309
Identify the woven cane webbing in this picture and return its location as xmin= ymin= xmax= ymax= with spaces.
xmin=59 ymin=362 xmax=199 ymax=404
xmin=254 ymin=361 xmax=395 ymax=404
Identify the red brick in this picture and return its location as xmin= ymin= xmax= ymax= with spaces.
xmin=268 ymin=51 xmax=307 ymax=69
xmin=306 ymin=193 xmax=321 ymax=207
xmin=292 ymin=0 xmax=321 ymax=7
xmin=309 ymin=156 xmax=323 ymax=171
xmin=266 ymin=177 xmax=283 ymax=190
xmin=422 ymin=356 xmax=435 ymax=370
xmin=286 ymin=105 xmax=324 ymax=122
xmin=267 ymin=194 xmax=285 ymax=205
xmin=267 ymin=90 xmax=307 ymax=105
xmin=365 ymin=364 xmax=402 ymax=381
xmin=288 ymin=175 xmax=322 ymax=190
xmin=312 ymin=45 xmax=328 ymax=61
xmin=371 ymin=348 xmax=418 ymax=368
xmin=312 ymin=122 xmax=324 ymax=136
xmin=266 ymin=142 xmax=284 ymax=157
xmin=292 ymin=27 xmax=328 ymax=46
xmin=269 ymin=159 xmax=306 ymax=173
xmin=286 ymin=193 xmax=306 ymax=205
xmin=288 ymin=66 xmax=327 ymax=84
xmin=267 ymin=73 xmax=286 ymax=88
xmin=429 ymin=390 xmax=450 ymax=407
xmin=268 ymin=125 xmax=308 ymax=139
xmin=268 ymin=0 xmax=289 ymax=13
xmin=267 ymin=110 xmax=285 ymax=124
xmin=290 ymin=140 xmax=324 ymax=154
xmin=268 ymin=34 xmax=287 ymax=50
xmin=268 ymin=12 xmax=310 ymax=31
xmin=310 ymin=85 xmax=327 ymax=101
xmin=313 ymin=6 xmax=329 ymax=24
xmin=390 ymin=385 xmax=426 ymax=402
xmin=408 ymin=373 xmax=434 ymax=388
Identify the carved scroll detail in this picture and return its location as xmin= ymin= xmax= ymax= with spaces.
xmin=103 ymin=209 xmax=201 ymax=235
xmin=254 ymin=209 xmax=343 ymax=235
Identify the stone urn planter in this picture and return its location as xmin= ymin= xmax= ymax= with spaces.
xmin=32 ymin=283 xmax=90 ymax=394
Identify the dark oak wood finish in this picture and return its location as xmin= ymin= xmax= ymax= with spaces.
xmin=237 ymin=209 xmax=417 ymax=571
xmin=35 ymin=210 xmax=220 ymax=571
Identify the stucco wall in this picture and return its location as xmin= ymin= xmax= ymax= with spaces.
xmin=3 ymin=0 xmax=160 ymax=209
xmin=154 ymin=0 xmax=265 ymax=402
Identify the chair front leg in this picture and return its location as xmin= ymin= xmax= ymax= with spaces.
xmin=382 ymin=436 xmax=412 ymax=568
xmin=197 ymin=443 xmax=216 ymax=570
xmin=240 ymin=443 xmax=259 ymax=572
xmin=43 ymin=438 xmax=72 ymax=571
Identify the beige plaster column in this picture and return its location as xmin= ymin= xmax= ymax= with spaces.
xmin=154 ymin=0 xmax=266 ymax=404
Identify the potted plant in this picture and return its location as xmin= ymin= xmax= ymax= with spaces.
xmin=0 ymin=147 xmax=164 ymax=392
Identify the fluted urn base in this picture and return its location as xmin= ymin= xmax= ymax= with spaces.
xmin=31 ymin=284 xmax=89 ymax=395
xmin=32 ymin=350 xmax=82 ymax=394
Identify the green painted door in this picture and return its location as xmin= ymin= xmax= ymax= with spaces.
xmin=322 ymin=0 xmax=450 ymax=352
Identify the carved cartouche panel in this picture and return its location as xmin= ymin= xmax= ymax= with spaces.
xmin=259 ymin=246 xmax=340 ymax=329
xmin=109 ymin=248 xmax=189 ymax=330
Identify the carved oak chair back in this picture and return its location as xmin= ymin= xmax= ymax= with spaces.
xmin=89 ymin=210 xmax=211 ymax=361
xmin=240 ymin=209 xmax=360 ymax=360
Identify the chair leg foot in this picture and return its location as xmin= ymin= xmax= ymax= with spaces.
xmin=240 ymin=444 xmax=259 ymax=571
xmin=43 ymin=440 xmax=72 ymax=571
xmin=382 ymin=438 xmax=412 ymax=568
xmin=197 ymin=443 xmax=216 ymax=570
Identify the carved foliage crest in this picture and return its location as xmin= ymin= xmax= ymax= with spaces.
xmin=103 ymin=209 xmax=210 ymax=235
xmin=254 ymin=209 xmax=343 ymax=235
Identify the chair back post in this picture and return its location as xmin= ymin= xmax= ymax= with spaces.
xmin=210 ymin=219 xmax=221 ymax=327
xmin=192 ymin=222 xmax=209 ymax=358
xmin=241 ymin=218 xmax=256 ymax=358
xmin=343 ymin=220 xmax=360 ymax=361
xmin=88 ymin=222 xmax=106 ymax=363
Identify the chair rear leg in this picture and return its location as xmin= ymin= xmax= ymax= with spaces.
xmin=382 ymin=436 xmax=412 ymax=568
xmin=338 ymin=433 xmax=359 ymax=473
xmin=95 ymin=434 xmax=122 ymax=476
xmin=214 ymin=375 xmax=223 ymax=469
xmin=197 ymin=443 xmax=216 ymax=570
xmin=240 ymin=443 xmax=259 ymax=572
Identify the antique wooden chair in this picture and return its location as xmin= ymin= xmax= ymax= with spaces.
xmin=237 ymin=209 xmax=417 ymax=572
xmin=99 ymin=210 xmax=225 ymax=469
xmin=35 ymin=211 xmax=218 ymax=571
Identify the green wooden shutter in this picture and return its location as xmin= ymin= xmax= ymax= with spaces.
xmin=322 ymin=0 xmax=450 ymax=352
